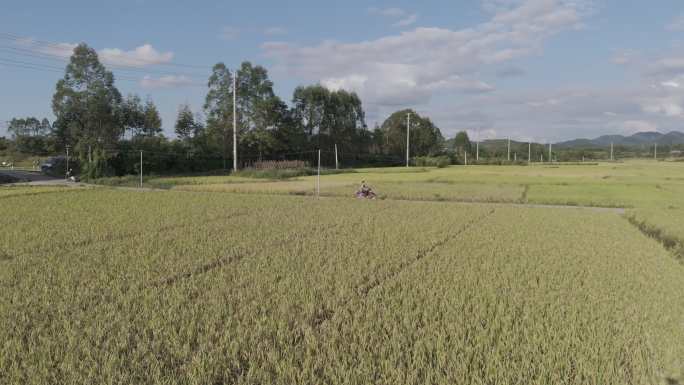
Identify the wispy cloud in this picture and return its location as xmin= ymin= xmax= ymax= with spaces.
xmin=265 ymin=0 xmax=588 ymax=109
xmin=15 ymin=38 xmax=174 ymax=67
xmin=368 ymin=7 xmax=407 ymax=18
xmin=496 ymin=67 xmax=526 ymax=78
xmin=666 ymin=14 xmax=684 ymax=31
xmin=99 ymin=44 xmax=173 ymax=67
xmin=219 ymin=26 xmax=240 ymax=41
xmin=264 ymin=27 xmax=288 ymax=36
xmin=394 ymin=14 xmax=418 ymax=27
xmin=140 ymin=75 xmax=193 ymax=89
xmin=368 ymin=7 xmax=418 ymax=28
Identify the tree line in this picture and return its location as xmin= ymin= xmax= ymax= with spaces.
xmin=1 ymin=43 xmax=449 ymax=177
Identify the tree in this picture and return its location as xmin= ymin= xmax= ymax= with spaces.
xmin=204 ymin=63 xmax=235 ymax=167
xmin=292 ymin=85 xmax=328 ymax=138
xmin=452 ymin=131 xmax=472 ymax=155
xmin=380 ymin=109 xmax=444 ymax=157
xmin=174 ymin=104 xmax=197 ymax=140
xmin=8 ymin=117 xmax=41 ymax=138
xmin=236 ymin=61 xmax=276 ymax=131
xmin=121 ymin=94 xmax=145 ymax=137
xmin=52 ymin=43 xmax=123 ymax=153
xmin=204 ymin=61 xmax=287 ymax=165
xmin=291 ymin=85 xmax=367 ymax=152
xmin=7 ymin=117 xmax=53 ymax=154
xmin=142 ymin=98 xmax=163 ymax=137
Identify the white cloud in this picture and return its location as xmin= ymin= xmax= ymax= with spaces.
xmin=666 ymin=14 xmax=684 ymax=31
xmin=527 ymin=98 xmax=562 ymax=107
xmin=369 ymin=7 xmax=418 ymax=28
xmin=649 ymin=57 xmax=684 ymax=77
xmin=16 ymin=38 xmax=77 ymax=58
xmin=140 ymin=75 xmax=193 ymax=89
xmin=394 ymin=14 xmax=418 ymax=28
xmin=15 ymin=38 xmax=173 ymax=68
xmin=368 ymin=7 xmax=407 ymax=18
xmin=99 ymin=44 xmax=173 ymax=67
xmin=661 ymin=81 xmax=680 ymax=89
xmin=612 ymin=49 xmax=639 ymax=66
xmin=219 ymin=26 xmax=240 ymax=41
xmin=264 ymin=27 xmax=287 ymax=36
xmin=619 ymin=120 xmax=658 ymax=135
xmin=264 ymin=0 xmax=589 ymax=109
xmin=496 ymin=67 xmax=526 ymax=78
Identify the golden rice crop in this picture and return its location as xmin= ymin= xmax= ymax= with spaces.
xmin=1 ymin=189 xmax=682 ymax=384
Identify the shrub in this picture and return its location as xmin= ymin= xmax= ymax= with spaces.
xmin=413 ymin=156 xmax=451 ymax=168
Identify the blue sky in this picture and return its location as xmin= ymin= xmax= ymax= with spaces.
xmin=2 ymin=0 xmax=684 ymax=142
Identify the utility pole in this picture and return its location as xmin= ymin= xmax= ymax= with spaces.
xmin=528 ymin=142 xmax=531 ymax=163
xmin=476 ymin=141 xmax=479 ymax=161
xmin=655 ymin=143 xmax=658 ymax=160
xmin=514 ymin=153 xmax=517 ymax=162
xmin=140 ymin=151 xmax=143 ymax=189
xmin=65 ymin=145 xmax=70 ymax=180
xmin=507 ymin=138 xmax=511 ymax=161
xmin=317 ymin=149 xmax=321 ymax=198
xmin=406 ymin=112 xmax=411 ymax=168
xmin=464 ymin=151 xmax=468 ymax=166
xmin=334 ymin=143 xmax=339 ymax=170
xmin=610 ymin=142 xmax=614 ymax=161
xmin=549 ymin=143 xmax=553 ymax=163
xmin=233 ymin=72 xmax=238 ymax=171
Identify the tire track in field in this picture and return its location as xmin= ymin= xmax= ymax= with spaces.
xmin=149 ymin=206 xmax=394 ymax=289
xmin=14 ymin=211 xmax=252 ymax=258
xmin=0 ymin=187 xmax=84 ymax=201
xmin=310 ymin=207 xmax=497 ymax=329
xmin=625 ymin=215 xmax=684 ymax=263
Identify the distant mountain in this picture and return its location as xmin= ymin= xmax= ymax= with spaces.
xmin=555 ymin=131 xmax=684 ymax=148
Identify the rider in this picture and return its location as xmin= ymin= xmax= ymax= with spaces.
xmin=359 ymin=180 xmax=373 ymax=196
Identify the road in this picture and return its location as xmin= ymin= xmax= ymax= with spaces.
xmin=0 ymin=169 xmax=66 ymax=185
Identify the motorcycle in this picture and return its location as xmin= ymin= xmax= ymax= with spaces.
xmin=355 ymin=189 xmax=377 ymax=199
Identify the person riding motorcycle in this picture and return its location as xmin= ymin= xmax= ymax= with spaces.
xmin=357 ymin=181 xmax=376 ymax=198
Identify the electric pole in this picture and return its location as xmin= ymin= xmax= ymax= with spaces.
xmin=507 ymin=138 xmax=511 ymax=161
xmin=406 ymin=112 xmax=411 ymax=168
xmin=655 ymin=143 xmax=658 ymax=160
xmin=233 ymin=72 xmax=238 ymax=171
xmin=335 ymin=143 xmax=339 ymax=170
xmin=476 ymin=141 xmax=479 ymax=161
xmin=610 ymin=142 xmax=614 ymax=161
xmin=528 ymin=142 xmax=531 ymax=163
xmin=65 ymin=145 xmax=70 ymax=180
xmin=140 ymin=151 xmax=143 ymax=189
xmin=317 ymin=149 xmax=321 ymax=198
xmin=549 ymin=142 xmax=553 ymax=163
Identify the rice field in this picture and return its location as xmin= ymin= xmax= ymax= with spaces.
xmin=1 ymin=180 xmax=683 ymax=384
xmin=105 ymin=160 xmax=684 ymax=208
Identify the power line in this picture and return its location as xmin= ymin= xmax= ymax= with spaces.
xmin=0 ymin=32 xmax=208 ymax=70
xmin=0 ymin=45 xmax=209 ymax=79
xmin=0 ymin=57 xmax=142 ymax=83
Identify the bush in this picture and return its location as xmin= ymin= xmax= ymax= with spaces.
xmin=413 ymin=156 xmax=451 ymax=168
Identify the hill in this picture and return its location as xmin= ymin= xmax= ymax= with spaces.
xmin=555 ymin=131 xmax=684 ymax=148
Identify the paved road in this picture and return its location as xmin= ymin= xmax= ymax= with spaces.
xmin=0 ymin=169 xmax=66 ymax=185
